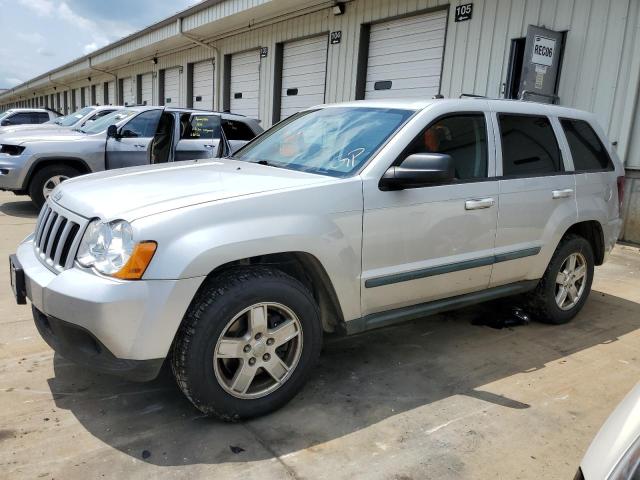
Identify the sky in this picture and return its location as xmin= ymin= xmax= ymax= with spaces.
xmin=0 ymin=0 xmax=201 ymax=89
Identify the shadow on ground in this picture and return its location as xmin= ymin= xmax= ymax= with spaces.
xmin=0 ymin=199 xmax=38 ymax=219
xmin=46 ymin=290 xmax=640 ymax=466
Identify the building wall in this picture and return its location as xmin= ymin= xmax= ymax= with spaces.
xmin=2 ymin=0 xmax=640 ymax=240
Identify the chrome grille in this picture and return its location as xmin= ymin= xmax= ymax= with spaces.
xmin=33 ymin=202 xmax=86 ymax=272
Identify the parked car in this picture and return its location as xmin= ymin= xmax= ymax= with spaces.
xmin=0 ymin=108 xmax=60 ymax=127
xmin=576 ymin=382 xmax=640 ymax=479
xmin=10 ymin=99 xmax=624 ymax=420
xmin=0 ymin=106 xmax=262 ymax=207
xmin=0 ymin=106 xmax=120 ymax=136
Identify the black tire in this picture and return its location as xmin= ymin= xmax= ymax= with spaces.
xmin=28 ymin=164 xmax=80 ymax=209
xmin=527 ymin=234 xmax=595 ymax=324
xmin=171 ymin=266 xmax=322 ymax=421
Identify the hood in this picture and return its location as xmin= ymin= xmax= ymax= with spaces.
xmin=52 ymin=158 xmax=334 ymax=220
xmin=0 ymin=123 xmax=64 ymax=135
xmin=0 ymin=128 xmax=88 ymax=145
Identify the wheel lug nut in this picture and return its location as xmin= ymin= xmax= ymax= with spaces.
xmin=266 ymin=338 xmax=274 ymax=346
xmin=254 ymin=333 xmax=262 ymax=340
xmin=263 ymin=353 xmax=270 ymax=362
xmin=248 ymin=357 xmax=256 ymax=366
xmin=243 ymin=345 xmax=251 ymax=353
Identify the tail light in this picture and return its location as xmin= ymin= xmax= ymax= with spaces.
xmin=617 ymin=176 xmax=625 ymax=212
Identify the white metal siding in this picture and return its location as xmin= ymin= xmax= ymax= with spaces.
xmin=107 ymin=81 xmax=115 ymax=105
xmin=193 ymin=60 xmax=214 ymax=110
xmin=122 ymin=77 xmax=135 ymax=106
xmin=164 ymin=67 xmax=181 ymax=106
xmin=230 ymin=50 xmax=260 ymax=118
xmin=365 ymin=10 xmax=446 ymax=99
xmin=141 ymin=73 xmax=153 ymax=105
xmin=280 ymin=35 xmax=328 ymax=119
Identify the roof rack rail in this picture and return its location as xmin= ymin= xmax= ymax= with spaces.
xmin=459 ymin=93 xmax=486 ymax=99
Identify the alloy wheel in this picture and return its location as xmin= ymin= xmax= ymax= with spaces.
xmin=555 ymin=252 xmax=588 ymax=311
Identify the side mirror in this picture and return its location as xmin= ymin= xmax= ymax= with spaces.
xmin=106 ymin=124 xmax=119 ymax=138
xmin=380 ymin=153 xmax=454 ymax=190
xmin=1 ymin=120 xmax=11 ymax=126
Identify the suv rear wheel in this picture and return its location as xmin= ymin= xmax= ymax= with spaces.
xmin=527 ymin=234 xmax=595 ymax=324
xmin=28 ymin=164 xmax=80 ymax=209
xmin=171 ymin=266 xmax=322 ymax=421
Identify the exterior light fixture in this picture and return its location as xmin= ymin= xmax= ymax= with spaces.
xmin=333 ymin=2 xmax=345 ymax=15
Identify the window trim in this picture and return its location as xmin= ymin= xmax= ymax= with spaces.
xmin=384 ymin=110 xmax=494 ymax=188
xmin=558 ymin=117 xmax=615 ymax=173
xmin=497 ymin=112 xmax=565 ymax=179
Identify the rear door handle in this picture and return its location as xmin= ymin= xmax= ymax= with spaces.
xmin=133 ymin=144 xmax=146 ymax=149
xmin=203 ymin=144 xmax=214 ymax=149
xmin=465 ymin=198 xmax=495 ymax=210
xmin=552 ymin=188 xmax=574 ymax=199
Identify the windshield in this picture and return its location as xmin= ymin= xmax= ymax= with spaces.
xmin=233 ymin=107 xmax=414 ymax=177
xmin=57 ymin=107 xmax=94 ymax=127
xmin=80 ymin=109 xmax=134 ymax=134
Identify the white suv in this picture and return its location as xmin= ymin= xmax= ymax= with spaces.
xmin=10 ymin=99 xmax=625 ymax=420
xmin=0 ymin=108 xmax=59 ymax=127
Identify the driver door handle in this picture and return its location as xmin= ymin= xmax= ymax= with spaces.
xmin=133 ymin=144 xmax=146 ymax=149
xmin=203 ymin=144 xmax=214 ymax=149
xmin=465 ymin=198 xmax=495 ymax=210
xmin=552 ymin=188 xmax=574 ymax=199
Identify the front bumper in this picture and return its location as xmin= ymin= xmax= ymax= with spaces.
xmin=0 ymin=153 xmax=28 ymax=190
xmin=16 ymin=236 xmax=204 ymax=380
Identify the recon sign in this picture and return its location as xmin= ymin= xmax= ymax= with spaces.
xmin=531 ymin=35 xmax=556 ymax=67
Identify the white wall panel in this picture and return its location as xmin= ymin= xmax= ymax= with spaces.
xmin=280 ymin=35 xmax=328 ymax=119
xmin=193 ymin=60 xmax=214 ymax=110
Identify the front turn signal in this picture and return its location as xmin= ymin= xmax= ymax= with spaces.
xmin=113 ymin=241 xmax=157 ymax=280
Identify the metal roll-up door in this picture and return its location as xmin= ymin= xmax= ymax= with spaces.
xmin=122 ymin=77 xmax=135 ymax=106
xmin=107 ymin=81 xmax=115 ymax=104
xmin=95 ymin=84 xmax=103 ymax=105
xmin=280 ymin=35 xmax=328 ymax=119
xmin=193 ymin=60 xmax=214 ymax=110
xmin=74 ymin=89 xmax=81 ymax=110
xmin=141 ymin=73 xmax=153 ymax=105
xmin=365 ymin=10 xmax=447 ymax=99
xmin=230 ymin=50 xmax=260 ymax=118
xmin=164 ymin=67 xmax=181 ymax=106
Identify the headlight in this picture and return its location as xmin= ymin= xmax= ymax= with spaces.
xmin=76 ymin=219 xmax=156 ymax=279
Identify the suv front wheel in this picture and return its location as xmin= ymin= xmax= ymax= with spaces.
xmin=171 ymin=266 xmax=322 ymax=421
xmin=528 ymin=234 xmax=595 ymax=324
xmin=28 ymin=164 xmax=80 ymax=209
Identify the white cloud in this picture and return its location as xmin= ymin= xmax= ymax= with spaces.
xmin=17 ymin=32 xmax=45 ymax=44
xmin=5 ymin=77 xmax=24 ymax=87
xmin=83 ymin=42 xmax=99 ymax=54
xmin=36 ymin=47 xmax=55 ymax=57
xmin=17 ymin=0 xmax=55 ymax=16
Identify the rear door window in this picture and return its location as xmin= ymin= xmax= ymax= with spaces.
xmin=182 ymin=115 xmax=221 ymax=139
xmin=560 ymin=118 xmax=614 ymax=171
xmin=8 ymin=112 xmax=32 ymax=124
xmin=33 ymin=112 xmax=50 ymax=123
xmin=498 ymin=114 xmax=562 ymax=176
xmin=222 ymin=119 xmax=255 ymax=141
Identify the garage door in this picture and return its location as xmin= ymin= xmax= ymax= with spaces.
xmin=280 ymin=35 xmax=328 ymax=120
xmin=141 ymin=73 xmax=153 ymax=105
xmin=122 ymin=77 xmax=135 ymax=106
xmin=107 ymin=81 xmax=115 ymax=105
xmin=230 ymin=50 xmax=260 ymax=118
xmin=95 ymin=83 xmax=104 ymax=105
xmin=74 ymin=89 xmax=81 ymax=110
xmin=365 ymin=10 xmax=447 ymax=99
xmin=193 ymin=60 xmax=214 ymax=110
xmin=164 ymin=67 xmax=181 ymax=106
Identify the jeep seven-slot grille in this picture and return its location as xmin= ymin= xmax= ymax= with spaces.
xmin=34 ymin=203 xmax=85 ymax=272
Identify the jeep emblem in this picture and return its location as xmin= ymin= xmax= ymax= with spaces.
xmin=53 ymin=191 xmax=63 ymax=202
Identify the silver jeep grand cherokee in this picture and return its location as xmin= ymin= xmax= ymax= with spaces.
xmin=10 ymin=99 xmax=624 ymax=420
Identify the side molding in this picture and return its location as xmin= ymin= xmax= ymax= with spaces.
xmin=365 ymin=247 xmax=541 ymax=288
